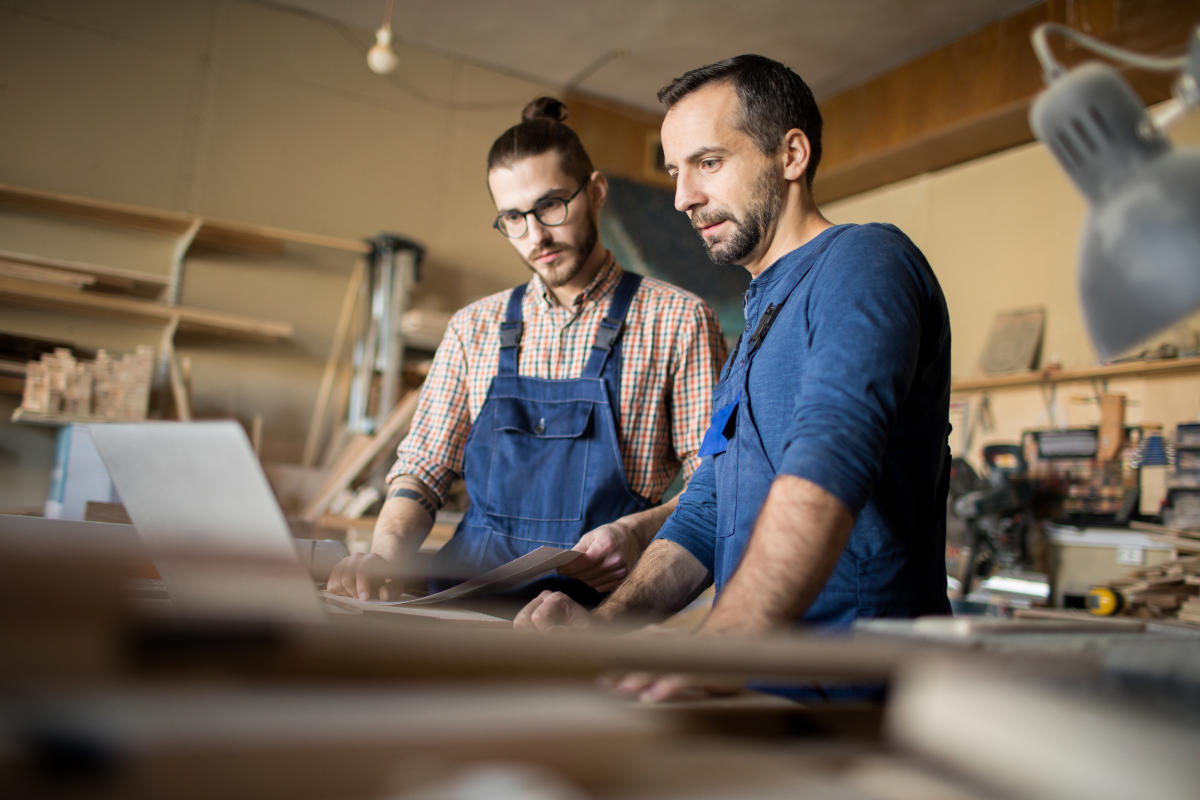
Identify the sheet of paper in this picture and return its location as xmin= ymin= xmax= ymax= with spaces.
xmin=88 ymin=421 xmax=327 ymax=624
xmin=377 ymin=546 xmax=582 ymax=607
xmin=320 ymin=592 xmax=509 ymax=625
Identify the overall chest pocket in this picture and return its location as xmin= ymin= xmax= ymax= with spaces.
xmin=485 ymin=397 xmax=594 ymax=522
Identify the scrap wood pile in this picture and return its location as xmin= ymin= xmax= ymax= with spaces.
xmin=1104 ymin=522 xmax=1200 ymax=625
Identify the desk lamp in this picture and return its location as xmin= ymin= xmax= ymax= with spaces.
xmin=1029 ymin=24 xmax=1200 ymax=360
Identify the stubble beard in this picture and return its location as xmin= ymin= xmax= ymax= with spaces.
xmin=693 ymin=166 xmax=784 ymax=266
xmin=525 ymin=216 xmax=600 ymax=288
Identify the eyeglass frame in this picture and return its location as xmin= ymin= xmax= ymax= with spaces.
xmin=491 ymin=178 xmax=590 ymax=239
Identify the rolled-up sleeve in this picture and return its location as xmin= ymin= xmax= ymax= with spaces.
xmin=653 ymin=453 xmax=718 ymax=573
xmin=777 ymin=229 xmax=928 ymax=515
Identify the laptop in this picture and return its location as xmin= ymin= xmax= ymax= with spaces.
xmin=87 ymin=421 xmax=578 ymax=624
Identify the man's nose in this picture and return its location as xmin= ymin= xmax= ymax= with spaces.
xmin=674 ymin=171 xmax=703 ymax=213
xmin=526 ymin=215 xmax=554 ymax=243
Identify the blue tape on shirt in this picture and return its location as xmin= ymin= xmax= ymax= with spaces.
xmin=698 ymin=391 xmax=741 ymax=458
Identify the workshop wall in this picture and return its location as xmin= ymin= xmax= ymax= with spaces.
xmin=0 ymin=0 xmax=607 ymax=510
xmin=0 ymin=0 xmax=560 ymax=306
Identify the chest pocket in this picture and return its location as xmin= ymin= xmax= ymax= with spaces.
xmin=698 ymin=390 xmax=740 ymax=458
xmin=486 ymin=398 xmax=594 ymax=521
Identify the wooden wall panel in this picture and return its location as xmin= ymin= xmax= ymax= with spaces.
xmin=815 ymin=0 xmax=1200 ymax=203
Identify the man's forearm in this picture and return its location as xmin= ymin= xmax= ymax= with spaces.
xmin=370 ymin=476 xmax=440 ymax=561
xmin=703 ymin=474 xmax=853 ymax=635
xmin=593 ymin=538 xmax=711 ymax=624
xmin=612 ymin=494 xmax=681 ymax=549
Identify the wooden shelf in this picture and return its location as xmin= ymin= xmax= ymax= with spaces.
xmin=0 ymin=183 xmax=371 ymax=257
xmin=10 ymin=408 xmax=130 ymax=427
xmin=0 ymin=276 xmax=293 ymax=342
xmin=0 ymin=249 xmax=168 ymax=298
xmin=951 ymin=356 xmax=1200 ymax=393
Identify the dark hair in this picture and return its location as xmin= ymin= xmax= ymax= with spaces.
xmin=658 ymin=55 xmax=822 ymax=187
xmin=486 ymin=97 xmax=594 ymax=183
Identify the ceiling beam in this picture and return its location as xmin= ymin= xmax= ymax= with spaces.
xmin=814 ymin=0 xmax=1200 ymax=203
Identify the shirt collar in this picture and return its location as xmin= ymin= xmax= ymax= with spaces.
xmin=531 ymin=250 xmax=622 ymax=309
xmin=748 ymin=225 xmax=846 ymax=297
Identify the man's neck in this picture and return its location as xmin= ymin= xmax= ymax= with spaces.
xmin=743 ymin=188 xmax=832 ymax=279
xmin=547 ymin=244 xmax=607 ymax=307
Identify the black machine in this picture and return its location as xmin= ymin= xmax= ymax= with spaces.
xmin=947 ymin=444 xmax=1036 ymax=596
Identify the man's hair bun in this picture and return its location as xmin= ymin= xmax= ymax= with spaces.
xmin=522 ymin=97 xmax=569 ymax=124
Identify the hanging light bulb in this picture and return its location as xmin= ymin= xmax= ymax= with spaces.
xmin=367 ymin=0 xmax=397 ymax=75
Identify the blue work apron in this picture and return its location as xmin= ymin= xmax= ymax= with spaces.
xmin=431 ymin=272 xmax=652 ymax=605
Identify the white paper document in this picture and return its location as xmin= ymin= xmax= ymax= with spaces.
xmin=375 ymin=545 xmax=582 ymax=606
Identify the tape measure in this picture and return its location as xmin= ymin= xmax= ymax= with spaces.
xmin=1086 ymin=586 xmax=1125 ymax=616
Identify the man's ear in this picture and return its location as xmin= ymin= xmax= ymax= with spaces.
xmin=588 ymin=170 xmax=608 ymax=213
xmin=780 ymin=129 xmax=811 ymax=183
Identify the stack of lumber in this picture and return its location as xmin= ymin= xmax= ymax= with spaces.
xmin=1099 ymin=538 xmax=1200 ymax=625
xmin=21 ymin=345 xmax=154 ymax=420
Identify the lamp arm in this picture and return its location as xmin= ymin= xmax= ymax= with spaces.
xmin=1032 ymin=22 xmax=1188 ymax=82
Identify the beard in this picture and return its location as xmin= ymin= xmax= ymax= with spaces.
xmin=524 ymin=215 xmax=600 ymax=288
xmin=692 ymin=165 xmax=784 ymax=265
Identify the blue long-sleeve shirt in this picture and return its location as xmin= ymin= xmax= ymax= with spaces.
xmin=657 ymin=223 xmax=951 ymax=626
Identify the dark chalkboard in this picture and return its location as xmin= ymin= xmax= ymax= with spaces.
xmin=600 ymin=175 xmax=748 ymax=345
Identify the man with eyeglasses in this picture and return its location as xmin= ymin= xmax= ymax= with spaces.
xmin=326 ymin=97 xmax=726 ymax=608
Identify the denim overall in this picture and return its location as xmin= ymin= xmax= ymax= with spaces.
xmin=432 ymin=272 xmax=652 ymax=605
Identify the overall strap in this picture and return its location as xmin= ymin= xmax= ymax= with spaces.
xmin=582 ymin=272 xmax=642 ymax=379
xmin=497 ymin=283 xmax=527 ymax=376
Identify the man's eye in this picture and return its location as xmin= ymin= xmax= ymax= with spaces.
xmin=533 ymin=199 xmax=559 ymax=214
xmin=700 ymin=159 xmax=720 ymax=170
xmin=502 ymin=211 xmax=524 ymax=223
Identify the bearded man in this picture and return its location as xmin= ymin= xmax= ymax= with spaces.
xmin=515 ymin=56 xmax=953 ymax=703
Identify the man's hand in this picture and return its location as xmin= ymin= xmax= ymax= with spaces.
xmin=599 ymin=625 xmax=743 ymax=703
xmin=325 ymin=552 xmax=408 ymax=601
xmin=607 ymin=672 xmax=744 ymax=703
xmin=512 ymin=590 xmax=592 ymax=632
xmin=559 ymin=521 xmax=645 ymax=593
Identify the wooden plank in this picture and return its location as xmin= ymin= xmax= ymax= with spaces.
xmin=0 ymin=275 xmax=292 ymax=342
xmin=0 ymin=248 xmax=168 ymax=297
xmin=84 ymin=501 xmax=132 ymax=525
xmin=0 ymin=182 xmax=371 ymax=256
xmin=1130 ymin=521 xmax=1200 ymax=540
xmin=1013 ymin=608 xmax=1147 ymax=630
xmin=0 ymin=259 xmax=95 ymax=290
xmin=11 ymin=408 xmax=111 ymax=426
xmin=951 ymin=355 xmax=1200 ymax=393
xmin=0 ymin=182 xmax=195 ymax=236
xmin=302 ymin=261 xmax=364 ymax=467
xmin=196 ymin=218 xmax=370 ymax=255
xmin=299 ymin=390 xmax=421 ymax=522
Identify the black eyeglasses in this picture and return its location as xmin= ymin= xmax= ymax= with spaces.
xmin=492 ymin=179 xmax=589 ymax=238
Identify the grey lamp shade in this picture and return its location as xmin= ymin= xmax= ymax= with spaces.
xmin=1080 ymin=151 xmax=1200 ymax=359
xmin=1031 ymin=62 xmax=1200 ymax=360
